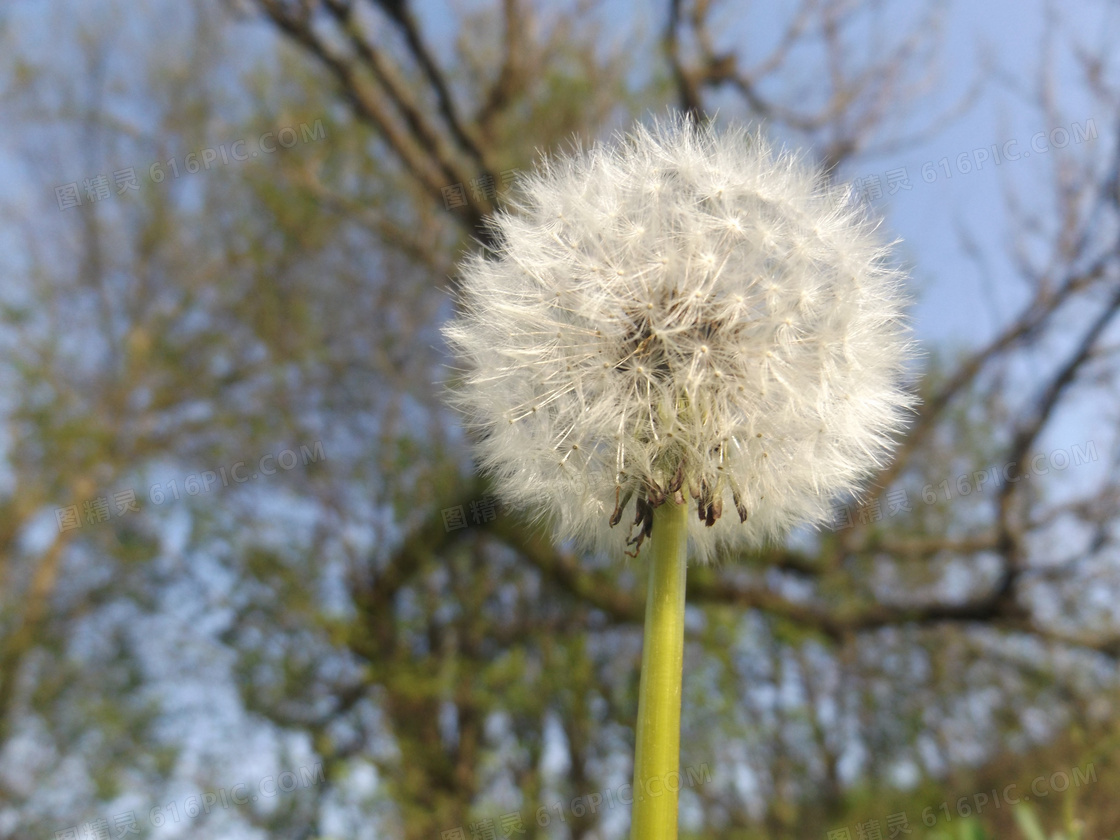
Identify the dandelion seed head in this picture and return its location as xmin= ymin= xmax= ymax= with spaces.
xmin=442 ymin=114 xmax=917 ymax=564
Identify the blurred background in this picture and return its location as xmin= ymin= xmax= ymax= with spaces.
xmin=1 ymin=0 xmax=1119 ymax=838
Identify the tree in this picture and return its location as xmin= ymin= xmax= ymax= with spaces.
xmin=2 ymin=0 xmax=1119 ymax=838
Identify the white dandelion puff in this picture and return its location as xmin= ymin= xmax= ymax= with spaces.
xmin=442 ymin=114 xmax=918 ymax=564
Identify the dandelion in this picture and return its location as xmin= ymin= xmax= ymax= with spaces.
xmin=441 ymin=114 xmax=917 ymax=839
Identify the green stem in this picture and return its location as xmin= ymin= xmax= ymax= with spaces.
xmin=630 ymin=496 xmax=689 ymax=840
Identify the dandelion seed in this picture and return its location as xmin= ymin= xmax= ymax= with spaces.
xmin=442 ymin=114 xmax=917 ymax=565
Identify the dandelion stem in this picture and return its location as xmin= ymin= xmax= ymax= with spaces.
xmin=630 ymin=495 xmax=689 ymax=840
